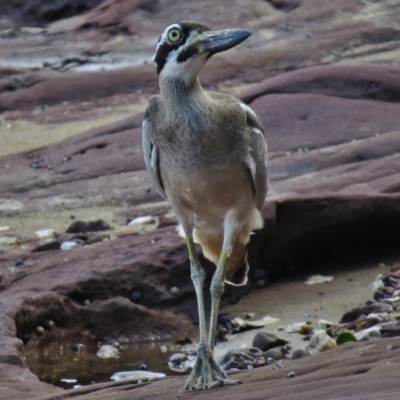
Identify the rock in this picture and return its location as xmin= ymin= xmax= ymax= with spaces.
xmin=264 ymin=348 xmax=285 ymax=361
xmin=252 ymin=332 xmax=289 ymax=352
xmin=66 ymin=219 xmax=111 ymax=233
xmin=291 ymin=349 xmax=310 ymax=360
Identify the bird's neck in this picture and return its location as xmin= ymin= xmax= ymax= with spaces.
xmin=159 ymin=76 xmax=209 ymax=133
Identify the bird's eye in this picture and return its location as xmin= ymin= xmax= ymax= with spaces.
xmin=168 ymin=28 xmax=182 ymax=42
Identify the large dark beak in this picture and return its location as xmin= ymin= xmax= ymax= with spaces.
xmin=189 ymin=29 xmax=252 ymax=56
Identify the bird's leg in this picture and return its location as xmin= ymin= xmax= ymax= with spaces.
xmin=184 ymin=236 xmax=231 ymax=390
xmin=207 ymin=218 xmax=242 ymax=387
xmin=208 ymin=248 xmax=228 ymax=350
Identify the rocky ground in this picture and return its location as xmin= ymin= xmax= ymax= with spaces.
xmin=1 ymin=0 xmax=400 ymax=399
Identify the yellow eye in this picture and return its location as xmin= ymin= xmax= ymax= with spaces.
xmin=168 ymin=28 xmax=182 ymax=42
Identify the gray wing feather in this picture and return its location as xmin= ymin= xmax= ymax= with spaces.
xmin=142 ymin=118 xmax=167 ymax=200
xmin=239 ymin=103 xmax=269 ymax=210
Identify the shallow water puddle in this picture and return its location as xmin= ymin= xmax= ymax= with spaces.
xmin=23 ymin=337 xmax=183 ymax=389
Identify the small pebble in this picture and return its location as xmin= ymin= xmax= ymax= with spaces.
xmin=72 ymin=343 xmax=85 ymax=352
xmin=19 ymin=333 xmax=30 ymax=344
xmin=287 ymin=371 xmax=295 ymax=378
xmin=15 ymin=260 xmax=24 ymax=266
xmin=291 ymin=349 xmax=310 ymax=359
xmin=256 ymin=279 xmax=266 ymax=288
xmin=62 ymin=156 xmax=71 ymax=162
xmin=160 ymin=345 xmax=168 ymax=353
xmin=169 ymin=286 xmax=179 ymax=296
xmin=84 ymin=299 xmax=91 ymax=306
xmin=230 ymin=294 xmax=240 ymax=304
xmin=47 ymin=164 xmax=53 ymax=170
xmin=35 ymin=326 xmax=45 ymax=336
xmin=387 ymin=345 xmax=393 ymax=351
xmin=42 ymin=320 xmax=55 ymax=330
xmin=140 ymin=364 xmax=148 ymax=370
xmin=31 ymin=162 xmax=39 ymax=169
xmin=131 ymin=291 xmax=142 ymax=303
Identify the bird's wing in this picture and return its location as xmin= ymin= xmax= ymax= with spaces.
xmin=238 ymin=102 xmax=269 ymax=210
xmin=142 ymin=106 xmax=167 ymax=200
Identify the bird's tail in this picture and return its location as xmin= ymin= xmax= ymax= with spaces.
xmin=195 ymin=229 xmax=250 ymax=286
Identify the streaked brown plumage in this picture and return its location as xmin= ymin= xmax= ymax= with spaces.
xmin=143 ymin=21 xmax=268 ymax=390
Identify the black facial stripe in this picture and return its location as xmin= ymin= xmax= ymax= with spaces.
xmin=154 ymin=42 xmax=181 ymax=75
xmin=176 ymin=46 xmax=200 ymax=63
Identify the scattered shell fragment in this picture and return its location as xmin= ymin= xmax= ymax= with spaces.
xmin=219 ymin=347 xmax=265 ymax=370
xmin=232 ymin=315 xmax=279 ymax=332
xmin=287 ymin=371 xmax=295 ymax=378
xmin=97 ymin=344 xmax=119 ymax=359
xmin=60 ymin=378 xmax=77 ymax=384
xmin=369 ymin=276 xmax=385 ymax=291
xmin=35 ymin=229 xmax=55 ymax=239
xmin=307 ymin=330 xmax=336 ymax=354
xmin=305 ymin=274 xmax=333 ymax=285
xmin=285 ymin=321 xmax=314 ymax=335
xmin=0 ymin=226 xmax=10 ymax=231
xmin=20 ymin=27 xmax=47 ymax=35
xmin=110 ymin=370 xmax=166 ymax=382
xmin=167 ymin=353 xmax=196 ymax=372
xmin=0 ymin=236 xmax=20 ymax=246
xmin=354 ymin=326 xmax=381 ymax=341
xmin=61 ymin=241 xmax=78 ymax=251
xmin=125 ymin=215 xmax=160 ymax=233
xmin=317 ymin=319 xmax=334 ymax=330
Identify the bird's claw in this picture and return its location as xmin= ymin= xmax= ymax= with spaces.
xmin=184 ymin=344 xmax=241 ymax=390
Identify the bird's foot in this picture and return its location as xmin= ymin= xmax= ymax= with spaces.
xmin=184 ymin=343 xmax=242 ymax=390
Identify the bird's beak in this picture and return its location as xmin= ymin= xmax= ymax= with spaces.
xmin=187 ymin=29 xmax=252 ymax=56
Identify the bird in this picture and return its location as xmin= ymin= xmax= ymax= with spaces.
xmin=142 ymin=21 xmax=268 ymax=390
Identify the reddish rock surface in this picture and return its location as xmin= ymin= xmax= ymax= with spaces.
xmin=0 ymin=0 xmax=400 ymax=399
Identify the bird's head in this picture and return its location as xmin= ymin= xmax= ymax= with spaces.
xmin=153 ymin=22 xmax=252 ymax=83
